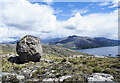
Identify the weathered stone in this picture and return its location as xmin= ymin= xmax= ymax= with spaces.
xmin=16 ymin=35 xmax=43 ymax=62
xmin=42 ymin=75 xmax=73 ymax=82
xmin=59 ymin=75 xmax=73 ymax=82
xmin=87 ymin=73 xmax=114 ymax=82
xmin=40 ymin=59 xmax=53 ymax=63
xmin=0 ymin=72 xmax=25 ymax=82
xmin=19 ymin=68 xmax=32 ymax=79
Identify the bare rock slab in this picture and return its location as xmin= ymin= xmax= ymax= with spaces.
xmin=87 ymin=73 xmax=114 ymax=83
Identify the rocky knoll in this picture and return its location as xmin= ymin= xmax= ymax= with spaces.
xmin=16 ymin=35 xmax=43 ymax=63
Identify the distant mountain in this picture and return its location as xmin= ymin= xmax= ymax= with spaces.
xmin=3 ymin=41 xmax=18 ymax=44
xmin=40 ymin=38 xmax=63 ymax=43
xmin=49 ymin=35 xmax=119 ymax=49
xmin=1 ymin=37 xmax=19 ymax=44
xmin=1 ymin=37 xmax=63 ymax=44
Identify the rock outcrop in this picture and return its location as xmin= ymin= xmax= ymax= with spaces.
xmin=0 ymin=72 xmax=25 ymax=82
xmin=16 ymin=35 xmax=42 ymax=63
xmin=87 ymin=73 xmax=114 ymax=82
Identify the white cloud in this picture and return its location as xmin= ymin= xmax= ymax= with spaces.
xmin=42 ymin=0 xmax=53 ymax=2
xmin=98 ymin=0 xmax=119 ymax=8
xmin=71 ymin=9 xmax=89 ymax=15
xmin=2 ymin=0 xmax=57 ymax=31
xmin=47 ymin=9 xmax=118 ymax=39
xmin=0 ymin=0 xmax=118 ymax=43
xmin=109 ymin=0 xmax=119 ymax=8
xmin=98 ymin=2 xmax=110 ymax=6
xmin=64 ymin=13 xmax=91 ymax=31
xmin=42 ymin=0 xmax=54 ymax=5
xmin=83 ymin=10 xmax=118 ymax=39
xmin=0 ymin=0 xmax=57 ymax=42
xmin=59 ymin=10 xmax=118 ymax=39
xmin=54 ymin=8 xmax=63 ymax=14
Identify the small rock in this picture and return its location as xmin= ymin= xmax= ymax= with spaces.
xmin=0 ymin=72 xmax=25 ymax=82
xmin=19 ymin=68 xmax=32 ymax=78
xmin=51 ymin=70 xmax=55 ymax=73
xmin=66 ymin=61 xmax=70 ymax=64
xmin=42 ymin=78 xmax=59 ymax=82
xmin=59 ymin=75 xmax=73 ymax=82
xmin=29 ymin=61 xmax=34 ymax=64
xmin=73 ymin=55 xmax=84 ymax=58
xmin=9 ymin=54 xmax=18 ymax=58
xmin=41 ymin=59 xmax=53 ymax=63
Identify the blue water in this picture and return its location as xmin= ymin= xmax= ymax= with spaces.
xmin=75 ymin=46 xmax=119 ymax=57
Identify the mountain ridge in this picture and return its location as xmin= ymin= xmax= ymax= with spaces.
xmin=49 ymin=35 xmax=119 ymax=49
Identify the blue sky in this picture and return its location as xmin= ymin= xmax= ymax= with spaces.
xmin=51 ymin=2 xmax=117 ymax=20
xmin=0 ymin=0 xmax=118 ymax=43
xmin=31 ymin=2 xmax=117 ymax=21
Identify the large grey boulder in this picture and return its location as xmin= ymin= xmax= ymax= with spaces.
xmin=16 ymin=35 xmax=43 ymax=63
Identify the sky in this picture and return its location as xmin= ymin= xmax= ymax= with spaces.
xmin=0 ymin=0 xmax=119 ymax=43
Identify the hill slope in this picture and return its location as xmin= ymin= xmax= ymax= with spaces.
xmin=49 ymin=35 xmax=119 ymax=49
xmin=0 ymin=44 xmax=90 ymax=56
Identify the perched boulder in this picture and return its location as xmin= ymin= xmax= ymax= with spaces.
xmin=16 ymin=35 xmax=42 ymax=62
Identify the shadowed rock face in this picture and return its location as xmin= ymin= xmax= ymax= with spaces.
xmin=16 ymin=35 xmax=42 ymax=63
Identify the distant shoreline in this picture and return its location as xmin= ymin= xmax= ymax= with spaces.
xmin=69 ymin=45 xmax=119 ymax=50
xmin=74 ymin=46 xmax=118 ymax=57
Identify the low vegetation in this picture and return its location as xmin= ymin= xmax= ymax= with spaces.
xmin=2 ymin=55 xmax=120 ymax=82
xmin=1 ymin=44 xmax=120 ymax=82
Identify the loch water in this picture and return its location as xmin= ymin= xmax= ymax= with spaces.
xmin=75 ymin=46 xmax=119 ymax=57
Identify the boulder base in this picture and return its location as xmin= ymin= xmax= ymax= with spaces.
xmin=16 ymin=35 xmax=42 ymax=62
